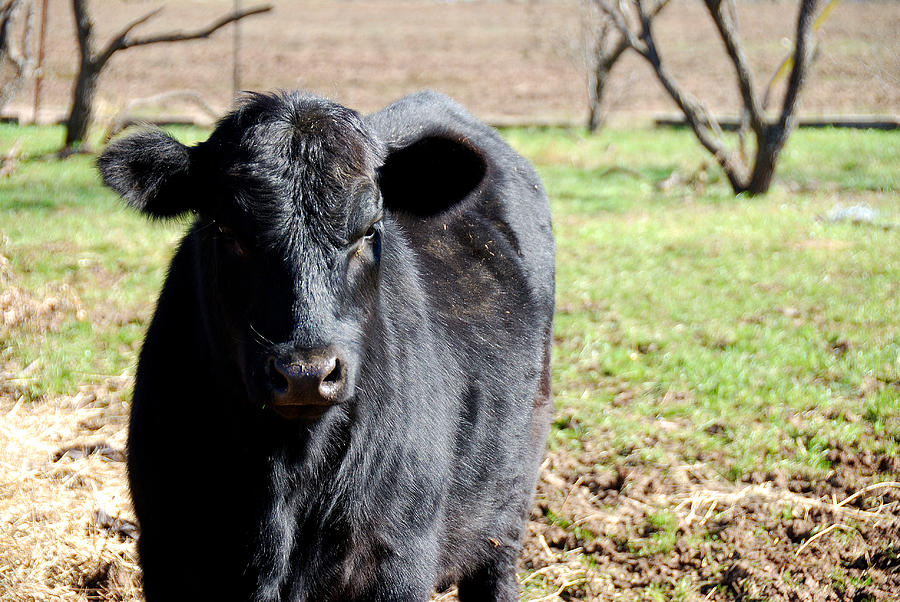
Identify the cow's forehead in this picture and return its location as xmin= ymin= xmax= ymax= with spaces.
xmin=220 ymin=166 xmax=378 ymax=255
xmin=206 ymin=91 xmax=383 ymax=176
xmin=200 ymin=92 xmax=384 ymax=247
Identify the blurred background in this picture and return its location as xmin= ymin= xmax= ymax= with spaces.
xmin=2 ymin=0 xmax=897 ymax=126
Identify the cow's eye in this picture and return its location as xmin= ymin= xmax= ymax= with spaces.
xmin=354 ymin=220 xmax=382 ymax=262
xmin=360 ymin=219 xmax=382 ymax=243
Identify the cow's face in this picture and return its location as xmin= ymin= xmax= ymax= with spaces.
xmin=100 ymin=94 xmax=384 ymax=420
xmin=99 ymin=92 xmax=486 ymax=420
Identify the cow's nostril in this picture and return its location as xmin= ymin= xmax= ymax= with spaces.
xmin=319 ymin=357 xmax=345 ymax=400
xmin=323 ymin=358 xmax=342 ymax=383
xmin=266 ymin=357 xmax=289 ymax=394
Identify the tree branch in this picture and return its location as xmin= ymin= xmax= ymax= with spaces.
xmin=777 ymin=0 xmax=819 ymax=136
xmin=594 ymin=0 xmax=648 ymax=54
xmin=95 ymin=4 xmax=272 ymax=70
xmin=597 ymin=0 xmax=667 ymax=68
xmin=95 ymin=7 xmax=163 ymax=68
xmin=0 ymin=0 xmax=35 ymax=111
xmin=595 ymin=0 xmax=747 ymax=188
xmin=643 ymin=0 xmax=671 ymax=25
xmin=598 ymin=24 xmax=628 ymax=71
xmin=636 ymin=1 xmax=729 ymax=145
xmin=0 ymin=1 xmax=15 ymax=62
xmin=587 ymin=0 xmax=669 ymax=131
xmin=121 ymin=5 xmax=271 ymax=48
xmin=704 ymin=0 xmax=765 ymax=136
xmin=1 ymin=0 xmax=33 ymax=71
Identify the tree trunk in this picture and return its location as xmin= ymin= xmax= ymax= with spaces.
xmin=0 ymin=0 xmax=36 ymax=113
xmin=61 ymin=0 xmax=270 ymax=151
xmin=65 ymin=0 xmax=93 ymax=149
xmin=745 ymin=127 xmax=783 ymax=195
xmin=65 ymin=60 xmax=98 ymax=148
xmin=594 ymin=0 xmax=818 ymax=198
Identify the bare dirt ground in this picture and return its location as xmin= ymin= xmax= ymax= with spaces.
xmin=2 ymin=0 xmax=898 ymax=126
xmin=526 ymin=446 xmax=900 ymax=600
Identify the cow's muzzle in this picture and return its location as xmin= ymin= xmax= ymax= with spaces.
xmin=265 ymin=350 xmax=348 ymax=419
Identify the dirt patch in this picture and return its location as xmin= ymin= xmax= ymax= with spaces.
xmin=2 ymin=0 xmax=898 ymax=126
xmin=524 ymin=446 xmax=900 ymax=601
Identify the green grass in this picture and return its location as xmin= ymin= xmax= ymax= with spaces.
xmin=501 ymin=125 xmax=900 ymax=479
xmin=2 ymin=123 xmax=898 ymax=481
xmin=629 ymin=511 xmax=679 ymax=557
xmin=1 ymin=124 xmax=198 ymax=396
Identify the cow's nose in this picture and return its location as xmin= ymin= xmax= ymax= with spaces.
xmin=266 ymin=353 xmax=347 ymax=408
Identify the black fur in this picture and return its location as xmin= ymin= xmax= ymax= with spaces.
xmin=98 ymin=90 xmax=555 ymax=602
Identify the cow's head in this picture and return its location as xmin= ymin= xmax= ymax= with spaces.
xmin=98 ymin=92 xmax=486 ymax=420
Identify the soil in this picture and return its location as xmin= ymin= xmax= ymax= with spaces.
xmin=2 ymin=0 xmax=898 ymax=126
xmin=524 ymin=444 xmax=900 ymax=601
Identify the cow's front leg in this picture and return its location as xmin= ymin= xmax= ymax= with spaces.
xmin=457 ymin=560 xmax=519 ymax=602
xmin=351 ymin=542 xmax=437 ymax=602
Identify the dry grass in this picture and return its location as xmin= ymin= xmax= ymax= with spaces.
xmin=0 ymin=378 xmax=138 ymax=601
xmin=1 ymin=236 xmax=136 ymax=600
xmin=674 ymin=480 xmax=900 ymax=527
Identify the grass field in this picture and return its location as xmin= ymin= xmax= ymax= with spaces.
xmin=1 ymin=123 xmax=899 ymax=600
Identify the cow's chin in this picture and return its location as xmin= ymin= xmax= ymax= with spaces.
xmin=244 ymin=377 xmax=332 ymax=421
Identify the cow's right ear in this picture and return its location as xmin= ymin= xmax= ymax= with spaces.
xmin=97 ymin=129 xmax=196 ymax=218
xmin=377 ymin=134 xmax=487 ymax=217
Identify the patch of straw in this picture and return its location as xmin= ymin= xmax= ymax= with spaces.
xmin=673 ymin=480 xmax=900 ymax=530
xmin=0 ymin=386 xmax=139 ymax=601
xmin=794 ymin=523 xmax=850 ymax=556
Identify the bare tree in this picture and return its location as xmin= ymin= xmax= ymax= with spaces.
xmin=584 ymin=0 xmax=669 ymax=133
xmin=0 ymin=0 xmax=35 ymax=113
xmin=104 ymin=89 xmax=219 ymax=141
xmin=595 ymin=0 xmax=821 ymax=195
xmin=65 ymin=0 xmax=272 ymax=150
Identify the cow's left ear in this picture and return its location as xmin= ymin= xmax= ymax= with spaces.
xmin=97 ymin=129 xmax=198 ymax=219
xmin=377 ymin=134 xmax=487 ymax=217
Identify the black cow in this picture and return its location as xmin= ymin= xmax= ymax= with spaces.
xmin=98 ymin=90 xmax=554 ymax=602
